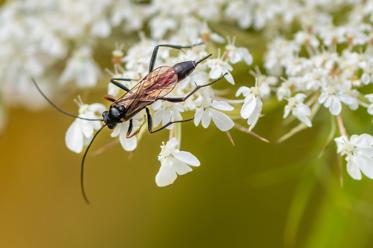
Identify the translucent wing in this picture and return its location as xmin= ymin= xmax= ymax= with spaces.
xmin=116 ymin=66 xmax=178 ymax=110
xmin=113 ymin=66 xmax=178 ymax=118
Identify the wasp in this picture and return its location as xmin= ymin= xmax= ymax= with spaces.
xmin=33 ymin=43 xmax=226 ymax=204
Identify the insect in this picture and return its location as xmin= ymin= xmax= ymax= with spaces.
xmin=33 ymin=43 xmax=226 ymax=204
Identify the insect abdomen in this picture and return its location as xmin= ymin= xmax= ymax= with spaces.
xmin=173 ymin=61 xmax=196 ymax=81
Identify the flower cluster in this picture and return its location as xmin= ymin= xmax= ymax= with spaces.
xmin=335 ymin=135 xmax=373 ymax=180
xmin=65 ymin=36 xmax=253 ymax=186
xmin=0 ymin=0 xmax=359 ymax=109
xmin=0 ymin=0 xmax=150 ymax=109
xmin=250 ymin=3 xmax=373 ymax=180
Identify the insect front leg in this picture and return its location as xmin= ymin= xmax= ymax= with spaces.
xmin=157 ymin=74 xmax=227 ymax=103
xmin=127 ymin=119 xmax=133 ymax=136
xmin=110 ymin=78 xmax=136 ymax=92
xmin=145 ymin=107 xmax=193 ymax=133
xmin=126 ymin=118 xmax=146 ymax=138
xmin=149 ymin=43 xmax=204 ymax=72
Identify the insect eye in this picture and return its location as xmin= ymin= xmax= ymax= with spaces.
xmin=109 ymin=107 xmax=121 ymax=118
xmin=118 ymin=106 xmax=126 ymax=112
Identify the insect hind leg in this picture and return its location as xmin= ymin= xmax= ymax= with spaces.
xmin=149 ymin=42 xmax=204 ymax=72
xmin=145 ymin=108 xmax=193 ymax=133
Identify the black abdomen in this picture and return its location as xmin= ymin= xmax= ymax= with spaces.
xmin=173 ymin=61 xmax=196 ymax=81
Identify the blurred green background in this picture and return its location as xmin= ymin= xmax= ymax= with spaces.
xmin=1 ymin=97 xmax=373 ymax=248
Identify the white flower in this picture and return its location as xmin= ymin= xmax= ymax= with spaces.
xmin=265 ymin=38 xmax=299 ymax=76
xmin=335 ymin=134 xmax=373 ymax=180
xmin=318 ymin=82 xmax=359 ymax=116
xmin=65 ymin=102 xmax=105 ymax=153
xmin=225 ymin=39 xmax=253 ymax=65
xmin=152 ymin=101 xmax=184 ymax=128
xmin=111 ymin=121 xmax=138 ymax=152
xmin=193 ymin=88 xmax=234 ymax=132
xmin=366 ymin=94 xmax=373 ymax=115
xmin=60 ymin=46 xmax=101 ymax=88
xmin=236 ymin=85 xmax=263 ymax=131
xmin=149 ymin=14 xmax=177 ymax=40
xmin=284 ymin=94 xmax=312 ymax=127
xmin=256 ymin=74 xmax=277 ymax=99
xmin=277 ymin=78 xmax=295 ymax=101
xmin=206 ymin=53 xmax=234 ymax=84
xmin=294 ymin=31 xmax=320 ymax=48
xmin=123 ymin=37 xmax=168 ymax=76
xmin=360 ymin=57 xmax=373 ymax=85
xmin=156 ymin=138 xmax=200 ymax=187
xmin=224 ymin=0 xmax=253 ymax=29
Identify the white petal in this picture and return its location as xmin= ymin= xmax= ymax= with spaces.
xmin=155 ymin=160 xmax=177 ymax=187
xmin=173 ymin=160 xmax=193 ymax=175
xmin=201 ymin=111 xmax=212 ymax=128
xmin=173 ymin=151 xmax=200 ymax=167
xmin=247 ymin=99 xmax=262 ymax=130
xmin=229 ymin=51 xmax=241 ymax=64
xmin=211 ymin=100 xmax=234 ymax=111
xmin=242 ymin=51 xmax=253 ymax=65
xmin=357 ymin=156 xmax=373 ymax=179
xmin=297 ymin=114 xmax=312 ymax=127
xmin=240 ymin=96 xmax=256 ymax=119
xmin=210 ymin=109 xmax=235 ymax=131
xmin=365 ymin=94 xmax=373 ymax=102
xmin=295 ymin=94 xmax=306 ymax=102
xmin=368 ymin=105 xmax=373 ymax=115
xmin=236 ymin=86 xmax=250 ymax=97
xmin=210 ymin=33 xmax=225 ymax=43
xmin=89 ymin=103 xmax=106 ymax=114
xmin=168 ymin=138 xmax=180 ymax=148
xmin=283 ymin=105 xmax=291 ymax=119
xmin=153 ymin=110 xmax=163 ymax=127
xmin=108 ymin=83 xmax=120 ymax=97
xmin=81 ymin=121 xmax=94 ymax=138
xmin=194 ymin=108 xmax=204 ymax=126
xmin=347 ymin=160 xmax=362 ymax=180
xmin=110 ymin=124 xmax=122 ymax=137
xmin=209 ymin=66 xmax=222 ymax=79
xmin=330 ymin=98 xmax=342 ymax=115
xmin=65 ymin=121 xmax=84 ymax=153
xmin=119 ymin=134 xmax=137 ymax=152
xmin=361 ymin=73 xmax=371 ymax=85
xmin=224 ymin=72 xmax=235 ymax=84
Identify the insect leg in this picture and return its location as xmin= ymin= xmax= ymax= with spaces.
xmin=127 ymin=119 xmax=133 ymax=136
xmin=149 ymin=42 xmax=204 ymax=72
xmin=103 ymin=95 xmax=116 ymax=102
xmin=110 ymin=78 xmax=136 ymax=92
xmin=145 ymin=107 xmax=193 ymax=133
xmin=157 ymin=74 xmax=226 ymax=103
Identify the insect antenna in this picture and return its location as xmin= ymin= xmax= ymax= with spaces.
xmin=80 ymin=124 xmax=106 ymax=204
xmin=195 ymin=54 xmax=212 ymax=65
xmin=31 ymin=78 xmax=103 ymax=122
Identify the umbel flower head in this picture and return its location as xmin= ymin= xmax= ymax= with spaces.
xmin=62 ymin=35 xmax=255 ymax=188
xmin=335 ymin=135 xmax=373 ymax=180
xmin=156 ymin=138 xmax=200 ymax=187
